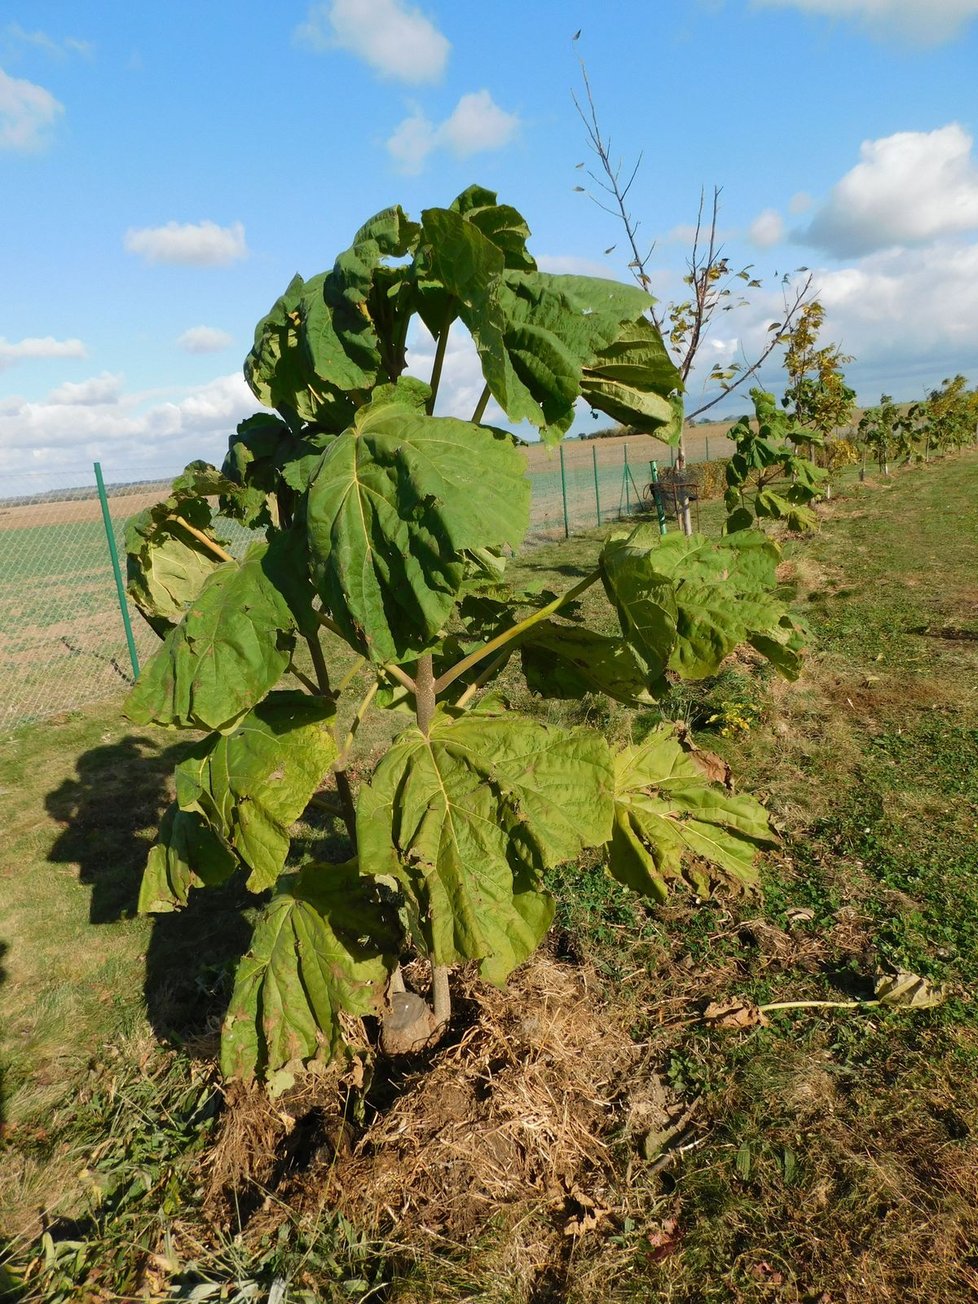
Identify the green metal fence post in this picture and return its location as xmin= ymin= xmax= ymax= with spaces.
xmin=649 ymin=460 xmax=668 ymax=536
xmin=94 ymin=461 xmax=140 ymax=680
xmin=559 ymin=442 xmax=570 ymax=538
xmin=592 ymin=445 xmax=602 ymax=526
xmin=705 ymin=435 xmax=710 ymax=462
xmin=623 ymin=444 xmax=631 ymax=513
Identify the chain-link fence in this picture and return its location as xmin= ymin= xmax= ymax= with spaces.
xmin=1 ymin=430 xmax=726 ymax=734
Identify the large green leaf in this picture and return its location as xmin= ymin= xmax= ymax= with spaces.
xmin=357 ymin=701 xmax=614 ymax=979
xmin=244 ymin=273 xmax=357 ymax=428
xmin=138 ymin=803 xmax=237 ymax=913
xmin=306 ymin=389 xmax=530 ymax=663
xmin=221 ymin=862 xmax=399 ymax=1082
xmin=607 ymin=725 xmax=775 ymax=901
xmin=125 ymin=531 xmax=315 ymax=733
xmin=520 ymin=620 xmax=657 ymax=705
xmin=173 ymin=692 xmax=337 ymax=892
xmin=600 ymin=524 xmax=805 ymax=682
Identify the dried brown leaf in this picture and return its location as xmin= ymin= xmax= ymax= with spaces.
xmin=703 ymin=998 xmax=770 ymax=1030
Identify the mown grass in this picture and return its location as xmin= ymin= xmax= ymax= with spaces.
xmin=2 ymin=452 xmax=977 ymax=1301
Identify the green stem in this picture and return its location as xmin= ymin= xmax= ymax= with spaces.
xmin=426 ymin=310 xmax=453 ymax=415
xmin=434 ymin=570 xmax=602 ymax=696
xmin=385 ymin=662 xmax=417 ymax=694
xmin=758 ymin=999 xmax=877 ymax=1014
xmin=167 ymin=516 xmax=234 ymax=564
xmin=305 ymin=632 xmax=334 ymax=700
xmin=335 ymin=680 xmax=379 ymax=769
xmin=470 ymin=384 xmax=491 ymax=425
xmin=287 ymin=663 xmax=320 ymax=695
xmin=318 ymin=611 xmax=345 ymax=640
xmin=335 ymin=769 xmax=358 ymax=849
xmin=455 ymin=649 xmax=511 ymax=709
xmin=431 ymin=965 xmax=451 ymax=1029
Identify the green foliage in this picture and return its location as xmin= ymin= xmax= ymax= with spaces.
xmin=124 ymin=461 xmax=240 ymax=635
xmin=305 ymin=384 xmax=530 ymax=663
xmin=221 ymin=862 xmax=399 ymax=1082
xmin=122 ymin=187 xmax=797 ymax=1086
xmin=722 ymin=389 xmax=827 ymax=532
xmin=358 ymin=699 xmax=614 ymax=982
xmin=906 ymin=375 xmax=978 ymax=461
xmin=600 ymin=520 xmax=806 ymax=685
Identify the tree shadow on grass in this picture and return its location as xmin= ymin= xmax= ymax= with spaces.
xmin=44 ymin=734 xmax=255 ymax=1043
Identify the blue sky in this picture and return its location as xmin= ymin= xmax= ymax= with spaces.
xmin=2 ymin=0 xmax=977 ymax=489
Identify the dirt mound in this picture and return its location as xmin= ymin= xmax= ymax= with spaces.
xmin=202 ymin=955 xmax=672 ymax=1246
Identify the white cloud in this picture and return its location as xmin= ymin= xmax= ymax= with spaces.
xmin=0 ymin=67 xmax=63 ymax=150
xmin=0 ymin=335 xmax=87 ymax=370
xmin=295 ymin=0 xmax=449 ymax=83
xmin=748 ymin=208 xmax=785 ymax=248
xmin=47 ymin=372 xmax=122 ymax=406
xmin=680 ymin=239 xmax=978 ymax=412
xmin=752 ymin=0 xmax=978 ymax=43
xmin=124 ymin=220 xmax=248 ymax=267
xmin=789 ymin=191 xmax=813 ymax=214
xmin=0 ymin=373 xmax=257 ymax=480
xmin=387 ymin=90 xmax=519 ymax=174
xmin=4 ymin=24 xmax=94 ymax=59
xmin=805 ymin=124 xmax=978 ymax=256
xmin=816 ymin=240 xmax=978 ymax=365
xmin=177 ymin=325 xmax=234 ymax=354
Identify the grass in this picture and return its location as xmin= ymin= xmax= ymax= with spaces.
xmin=2 ymin=451 xmax=978 ymax=1301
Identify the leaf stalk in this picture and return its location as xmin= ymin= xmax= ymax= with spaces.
xmin=434 ymin=569 xmax=602 ymax=695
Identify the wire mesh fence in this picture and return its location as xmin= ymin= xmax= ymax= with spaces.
xmin=1 ymin=431 xmax=725 ymax=734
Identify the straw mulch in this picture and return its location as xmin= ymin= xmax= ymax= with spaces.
xmin=202 ymin=954 xmax=673 ymax=1244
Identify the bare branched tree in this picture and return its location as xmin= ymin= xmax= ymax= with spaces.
xmin=573 ymin=62 xmax=813 ymax=531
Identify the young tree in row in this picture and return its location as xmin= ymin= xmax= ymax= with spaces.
xmin=124 ymin=188 xmax=806 ymax=1089
xmin=723 ymin=389 xmax=827 ymax=533
xmin=857 ymin=394 xmax=905 ymax=476
xmin=781 ymin=300 xmax=856 ymax=496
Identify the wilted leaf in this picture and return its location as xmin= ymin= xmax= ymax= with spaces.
xmin=138 ymin=804 xmax=237 ymax=913
xmin=126 ymin=531 xmax=316 ymax=733
xmin=125 ymin=461 xmax=244 ymax=634
xmin=606 ymin=724 xmax=774 ymax=901
xmin=874 ymin=969 xmax=947 ymax=1009
xmin=601 ymin=523 xmax=806 ymax=683
xmin=221 ymin=862 xmax=399 ymax=1082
